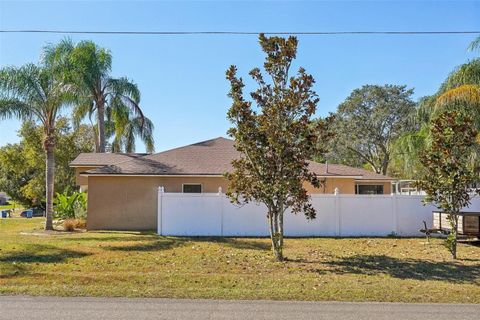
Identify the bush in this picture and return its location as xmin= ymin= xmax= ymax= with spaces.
xmin=63 ymin=218 xmax=86 ymax=231
xmin=74 ymin=219 xmax=86 ymax=229
xmin=54 ymin=190 xmax=87 ymax=219
xmin=63 ymin=219 xmax=76 ymax=231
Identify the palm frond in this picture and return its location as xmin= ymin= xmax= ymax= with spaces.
xmin=440 ymin=58 xmax=480 ymax=92
xmin=468 ymin=36 xmax=480 ymax=52
xmin=436 ymin=84 xmax=480 ymax=107
xmin=0 ymin=98 xmax=32 ymax=120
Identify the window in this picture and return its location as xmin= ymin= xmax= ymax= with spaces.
xmin=356 ymin=184 xmax=384 ymax=195
xmin=182 ymin=184 xmax=202 ymax=193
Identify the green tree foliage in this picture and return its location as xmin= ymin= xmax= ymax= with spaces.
xmin=54 ymin=189 xmax=87 ymax=219
xmin=225 ymin=34 xmax=330 ymax=261
xmin=44 ymin=39 xmax=154 ymax=153
xmin=0 ymin=63 xmax=77 ymax=230
xmin=416 ymin=110 xmax=478 ymax=259
xmin=327 ymin=85 xmax=416 ymax=175
xmin=391 ymin=37 xmax=480 ymax=179
xmin=0 ymin=119 xmax=93 ymax=208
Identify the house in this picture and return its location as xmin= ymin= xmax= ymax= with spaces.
xmin=71 ymin=137 xmax=395 ymax=230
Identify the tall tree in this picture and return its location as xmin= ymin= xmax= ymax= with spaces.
xmin=106 ymin=103 xmax=155 ymax=153
xmin=44 ymin=39 xmax=151 ymax=153
xmin=0 ymin=119 xmax=94 ymax=207
xmin=389 ymin=95 xmax=435 ymax=178
xmin=0 ymin=64 xmax=75 ymax=230
xmin=226 ymin=34 xmax=328 ymax=261
xmin=328 ymin=85 xmax=416 ymax=175
xmin=416 ymin=110 xmax=478 ymax=259
xmin=435 ymin=37 xmax=480 ymax=123
xmin=392 ymin=37 xmax=480 ymax=179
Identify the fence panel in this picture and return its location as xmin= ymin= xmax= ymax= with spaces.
xmin=157 ymin=190 xmax=480 ymax=237
xmin=338 ymin=195 xmax=395 ymax=236
xmin=160 ymin=193 xmax=221 ymax=236
xmin=222 ymin=198 xmax=270 ymax=236
xmin=284 ymin=196 xmax=338 ymax=236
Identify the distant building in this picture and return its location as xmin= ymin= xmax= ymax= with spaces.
xmin=0 ymin=192 xmax=8 ymax=205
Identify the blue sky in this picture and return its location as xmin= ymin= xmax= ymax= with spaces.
xmin=0 ymin=0 xmax=479 ymax=152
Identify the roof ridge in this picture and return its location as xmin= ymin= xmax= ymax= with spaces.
xmin=144 ymin=136 xmax=231 ymax=158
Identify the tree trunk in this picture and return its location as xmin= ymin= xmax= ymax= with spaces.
xmin=44 ymin=136 xmax=55 ymax=231
xmin=450 ymin=214 xmax=459 ymax=259
xmin=268 ymin=208 xmax=284 ymax=262
xmin=97 ymin=99 xmax=106 ymax=153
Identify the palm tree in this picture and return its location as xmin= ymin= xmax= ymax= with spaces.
xmin=106 ymin=103 xmax=155 ymax=153
xmin=44 ymin=39 xmax=149 ymax=153
xmin=0 ymin=64 xmax=74 ymax=230
xmin=435 ymin=36 xmax=480 ymax=122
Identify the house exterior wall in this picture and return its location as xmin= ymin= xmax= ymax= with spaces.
xmin=74 ymin=166 xmax=99 ymax=188
xmin=354 ymin=181 xmax=392 ymax=195
xmin=86 ymin=175 xmax=393 ymax=231
xmin=304 ymin=178 xmax=356 ymax=194
xmin=87 ymin=176 xmax=228 ymax=230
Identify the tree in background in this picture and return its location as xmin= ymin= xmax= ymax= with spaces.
xmin=388 ymin=95 xmax=435 ymax=178
xmin=0 ymin=64 xmax=76 ymax=230
xmin=416 ymin=110 xmax=478 ymax=259
xmin=106 ymin=103 xmax=155 ymax=153
xmin=0 ymin=119 xmax=93 ymax=208
xmin=226 ymin=34 xmax=329 ymax=261
xmin=391 ymin=36 xmax=480 ymax=179
xmin=435 ymin=36 xmax=480 ymax=118
xmin=327 ymin=85 xmax=416 ymax=175
xmin=44 ymin=39 xmax=154 ymax=153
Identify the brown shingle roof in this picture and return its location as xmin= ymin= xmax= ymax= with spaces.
xmin=81 ymin=137 xmax=394 ymax=180
xmin=70 ymin=153 xmax=148 ymax=167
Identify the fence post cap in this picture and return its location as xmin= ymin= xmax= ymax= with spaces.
xmin=158 ymin=186 xmax=165 ymax=193
xmin=334 ymin=187 xmax=340 ymax=195
xmin=217 ymin=186 xmax=223 ymax=195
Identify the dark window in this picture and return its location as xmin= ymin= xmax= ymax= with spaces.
xmin=183 ymin=184 xmax=202 ymax=193
xmin=356 ymin=184 xmax=384 ymax=195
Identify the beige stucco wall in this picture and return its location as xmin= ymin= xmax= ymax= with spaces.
xmin=74 ymin=166 xmax=99 ymax=188
xmin=87 ymin=176 xmax=228 ymax=230
xmin=86 ymin=175 xmax=393 ymax=231
xmin=304 ymin=178 xmax=356 ymax=194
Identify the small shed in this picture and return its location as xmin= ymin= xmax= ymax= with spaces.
xmin=433 ymin=211 xmax=480 ymax=237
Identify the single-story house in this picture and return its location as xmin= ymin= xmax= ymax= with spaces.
xmin=71 ymin=137 xmax=395 ymax=230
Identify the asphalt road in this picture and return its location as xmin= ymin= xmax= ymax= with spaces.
xmin=1 ymin=296 xmax=479 ymax=320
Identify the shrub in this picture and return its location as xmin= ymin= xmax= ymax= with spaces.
xmin=63 ymin=219 xmax=86 ymax=231
xmin=74 ymin=219 xmax=86 ymax=229
xmin=54 ymin=190 xmax=87 ymax=219
xmin=63 ymin=219 xmax=76 ymax=232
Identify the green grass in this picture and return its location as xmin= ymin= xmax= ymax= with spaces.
xmin=1 ymin=218 xmax=479 ymax=302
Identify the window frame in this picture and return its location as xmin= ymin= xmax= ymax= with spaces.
xmin=355 ymin=184 xmax=384 ymax=195
xmin=182 ymin=183 xmax=203 ymax=194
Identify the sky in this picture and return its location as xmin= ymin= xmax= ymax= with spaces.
xmin=0 ymin=0 xmax=479 ymax=153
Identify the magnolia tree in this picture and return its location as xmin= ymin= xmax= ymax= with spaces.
xmin=225 ymin=34 xmax=331 ymax=261
xmin=417 ymin=110 xmax=478 ymax=259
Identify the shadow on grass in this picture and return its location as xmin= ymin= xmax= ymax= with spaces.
xmin=0 ymin=263 xmax=27 ymax=279
xmin=318 ymin=254 xmax=480 ymax=283
xmin=105 ymin=237 xmax=270 ymax=252
xmin=0 ymin=244 xmax=90 ymax=264
xmin=106 ymin=237 xmax=189 ymax=251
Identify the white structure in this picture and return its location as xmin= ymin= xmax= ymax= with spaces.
xmin=157 ymin=189 xmax=480 ymax=237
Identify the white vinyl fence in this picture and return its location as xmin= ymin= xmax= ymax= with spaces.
xmin=157 ymin=189 xmax=480 ymax=237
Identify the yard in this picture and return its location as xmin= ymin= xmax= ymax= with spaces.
xmin=0 ymin=218 xmax=479 ymax=303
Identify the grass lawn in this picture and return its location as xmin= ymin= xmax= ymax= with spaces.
xmin=1 ymin=218 xmax=479 ymax=303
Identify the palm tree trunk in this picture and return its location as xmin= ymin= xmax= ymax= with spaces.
xmin=97 ymin=99 xmax=106 ymax=153
xmin=45 ymin=138 xmax=55 ymax=231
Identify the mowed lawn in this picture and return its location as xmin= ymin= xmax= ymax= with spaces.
xmin=1 ymin=218 xmax=480 ymax=303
